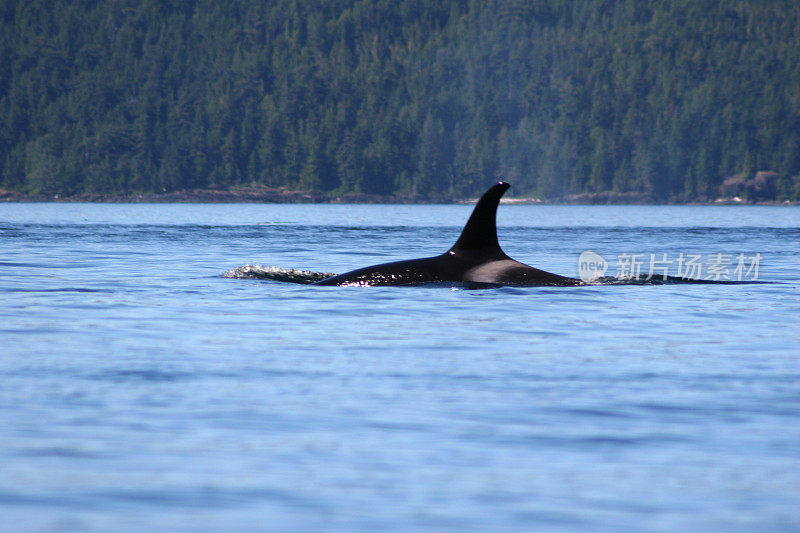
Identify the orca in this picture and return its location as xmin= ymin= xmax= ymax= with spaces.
xmin=315 ymin=181 xmax=581 ymax=287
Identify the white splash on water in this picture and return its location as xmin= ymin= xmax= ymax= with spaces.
xmin=222 ymin=265 xmax=336 ymax=284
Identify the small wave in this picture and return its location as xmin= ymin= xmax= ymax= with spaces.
xmin=2 ymin=287 xmax=110 ymax=293
xmin=223 ymin=265 xmax=336 ymax=284
xmin=89 ymin=369 xmax=192 ymax=382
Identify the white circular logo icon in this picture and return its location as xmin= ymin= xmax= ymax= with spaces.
xmin=578 ymin=251 xmax=608 ymax=281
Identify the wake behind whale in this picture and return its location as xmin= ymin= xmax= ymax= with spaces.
xmin=223 ymin=265 xmax=336 ymax=284
xmin=224 ymin=181 xmax=763 ymax=288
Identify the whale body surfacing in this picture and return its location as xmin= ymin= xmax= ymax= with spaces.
xmin=315 ymin=182 xmax=580 ymax=287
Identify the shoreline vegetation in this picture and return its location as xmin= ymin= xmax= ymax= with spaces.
xmin=2 ymin=185 xmax=796 ymax=206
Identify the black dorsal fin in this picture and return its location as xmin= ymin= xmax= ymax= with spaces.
xmin=449 ymin=181 xmax=510 ymax=254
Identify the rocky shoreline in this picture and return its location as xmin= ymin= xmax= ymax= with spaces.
xmin=1 ymin=186 xmax=797 ymax=206
xmin=0 ymin=185 xmax=446 ymax=204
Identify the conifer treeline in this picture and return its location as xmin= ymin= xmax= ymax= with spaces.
xmin=2 ymin=0 xmax=799 ymax=200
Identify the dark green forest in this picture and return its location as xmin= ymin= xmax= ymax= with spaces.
xmin=2 ymin=0 xmax=800 ymax=201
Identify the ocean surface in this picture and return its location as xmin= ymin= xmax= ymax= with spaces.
xmin=1 ymin=202 xmax=799 ymax=532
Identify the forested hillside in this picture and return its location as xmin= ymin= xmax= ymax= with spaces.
xmin=2 ymin=0 xmax=800 ymax=201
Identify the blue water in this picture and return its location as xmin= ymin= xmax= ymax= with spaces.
xmin=1 ymin=202 xmax=799 ymax=532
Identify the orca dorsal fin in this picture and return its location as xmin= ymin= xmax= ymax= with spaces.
xmin=449 ymin=181 xmax=510 ymax=254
